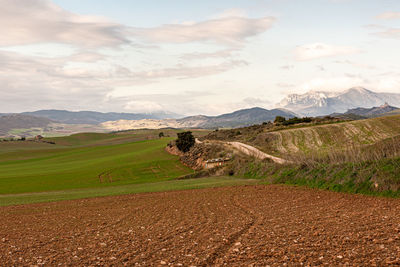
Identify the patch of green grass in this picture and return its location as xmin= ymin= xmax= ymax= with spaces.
xmin=264 ymin=158 xmax=400 ymax=197
xmin=0 ymin=177 xmax=259 ymax=206
xmin=0 ymin=137 xmax=193 ymax=194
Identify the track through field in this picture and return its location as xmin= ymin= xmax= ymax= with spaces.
xmin=1 ymin=185 xmax=400 ymax=266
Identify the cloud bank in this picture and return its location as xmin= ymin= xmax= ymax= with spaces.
xmin=130 ymin=17 xmax=275 ymax=46
xmin=0 ymin=0 xmax=129 ymax=47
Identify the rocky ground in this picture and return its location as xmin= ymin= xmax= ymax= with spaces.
xmin=1 ymin=185 xmax=400 ymax=266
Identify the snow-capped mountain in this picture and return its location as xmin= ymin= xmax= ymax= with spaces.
xmin=279 ymin=87 xmax=400 ymax=116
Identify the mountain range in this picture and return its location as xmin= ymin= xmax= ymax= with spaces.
xmin=101 ymin=107 xmax=296 ymax=131
xmin=3 ymin=87 xmax=400 ymax=137
xmin=20 ymin=110 xmax=182 ymax=124
xmin=279 ymin=87 xmax=400 ymax=116
xmin=331 ymin=103 xmax=399 ymax=120
xmin=0 ymin=114 xmax=53 ymax=136
xmin=0 ymin=107 xmax=296 ymax=137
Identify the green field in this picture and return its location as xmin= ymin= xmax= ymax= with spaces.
xmin=0 ymin=130 xmax=258 ymax=206
xmin=0 ymin=133 xmax=195 ymax=195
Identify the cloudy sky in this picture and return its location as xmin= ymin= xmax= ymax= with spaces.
xmin=1 ymin=0 xmax=399 ymax=115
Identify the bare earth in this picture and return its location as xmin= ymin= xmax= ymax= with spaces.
xmin=1 ymin=185 xmax=400 ymax=266
xmin=227 ymin=141 xmax=288 ymax=164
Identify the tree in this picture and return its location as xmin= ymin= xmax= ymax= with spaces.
xmin=176 ymin=131 xmax=195 ymax=152
xmin=274 ymin=116 xmax=286 ymax=124
xmin=159 ymin=132 xmax=164 ymax=138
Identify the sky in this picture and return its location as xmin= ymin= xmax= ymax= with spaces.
xmin=1 ymin=0 xmax=399 ymax=115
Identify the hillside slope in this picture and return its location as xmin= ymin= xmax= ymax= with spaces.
xmin=331 ymin=103 xmax=398 ymax=119
xmin=258 ymin=115 xmax=400 ymax=156
xmin=0 ymin=114 xmax=52 ymax=136
xmin=23 ymin=110 xmax=181 ymax=124
xmin=102 ymin=107 xmax=297 ymax=130
xmin=203 ymin=115 xmax=400 ymax=157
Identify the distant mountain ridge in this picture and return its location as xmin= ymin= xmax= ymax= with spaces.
xmin=279 ymin=87 xmax=400 ymax=116
xmin=22 ymin=110 xmax=182 ymax=124
xmin=0 ymin=114 xmax=52 ymax=136
xmin=179 ymin=107 xmax=297 ymax=128
xmin=331 ymin=103 xmax=399 ymax=119
xmin=101 ymin=107 xmax=297 ymax=130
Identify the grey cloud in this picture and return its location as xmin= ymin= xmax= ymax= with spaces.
xmin=1 ymin=1 xmax=275 ymax=48
xmin=0 ymin=0 xmax=129 ymax=48
xmin=0 ymin=50 xmax=249 ymax=113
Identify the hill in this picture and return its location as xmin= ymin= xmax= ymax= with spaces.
xmin=331 ymin=103 xmax=399 ymax=119
xmin=383 ymin=108 xmax=400 ymax=116
xmin=102 ymin=107 xmax=297 ymax=131
xmin=203 ymin=114 xmax=400 ymax=158
xmin=0 ymin=131 xmax=196 ymax=194
xmin=22 ymin=109 xmax=182 ymax=124
xmin=182 ymin=107 xmax=297 ymax=128
xmin=0 ymin=114 xmax=52 ymax=136
xmin=279 ymin=87 xmax=400 ymax=116
xmin=197 ymin=115 xmax=400 ymax=194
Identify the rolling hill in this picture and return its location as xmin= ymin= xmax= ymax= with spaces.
xmin=0 ymin=131 xmax=192 ymax=194
xmin=0 ymin=114 xmax=52 ymax=136
xmin=22 ymin=109 xmax=182 ymax=124
xmin=331 ymin=103 xmax=399 ymax=119
xmin=179 ymin=107 xmax=297 ymax=128
xmin=102 ymin=107 xmax=297 ymax=131
xmin=203 ymin=114 xmax=400 ymax=157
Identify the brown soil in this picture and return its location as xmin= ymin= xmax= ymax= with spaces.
xmin=1 ymin=185 xmax=400 ymax=266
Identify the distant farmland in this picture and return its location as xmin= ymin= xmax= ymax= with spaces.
xmin=0 ymin=132 xmax=193 ymax=195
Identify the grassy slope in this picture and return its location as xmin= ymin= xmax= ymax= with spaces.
xmin=212 ymin=115 xmax=400 ymax=197
xmin=249 ymin=115 xmax=400 ymax=156
xmin=0 ymin=130 xmax=201 ymax=195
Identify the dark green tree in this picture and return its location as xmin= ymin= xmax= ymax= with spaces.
xmin=176 ymin=131 xmax=195 ymax=152
xmin=274 ymin=116 xmax=286 ymax=124
xmin=159 ymin=132 xmax=164 ymax=138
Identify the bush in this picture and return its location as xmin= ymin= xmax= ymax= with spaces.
xmin=176 ymin=131 xmax=195 ymax=152
xmin=159 ymin=132 xmax=164 ymax=138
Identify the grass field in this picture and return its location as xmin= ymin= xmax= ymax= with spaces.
xmin=0 ymin=131 xmax=199 ymax=195
xmin=0 ymin=129 xmax=259 ymax=206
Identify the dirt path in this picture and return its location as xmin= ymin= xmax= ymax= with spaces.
xmin=227 ymin=141 xmax=288 ymax=164
xmin=1 ymin=185 xmax=400 ymax=266
xmin=198 ymin=138 xmax=287 ymax=164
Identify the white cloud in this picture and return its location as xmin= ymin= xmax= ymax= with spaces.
xmin=376 ymin=12 xmax=400 ymax=20
xmin=212 ymin=8 xmax=248 ymax=19
xmin=296 ymin=73 xmax=400 ymax=94
xmin=294 ymin=43 xmax=360 ymax=61
xmin=0 ymin=0 xmax=129 ymax=47
xmin=0 ymin=49 xmax=249 ymax=113
xmin=334 ymin=60 xmax=377 ymax=70
xmin=373 ymin=27 xmax=400 ymax=40
xmin=130 ymin=60 xmax=249 ymax=80
xmin=130 ymin=16 xmax=275 ymax=46
xmin=297 ymin=76 xmax=367 ymax=92
xmin=124 ymin=100 xmax=164 ymax=113
xmin=180 ymin=48 xmax=239 ymax=60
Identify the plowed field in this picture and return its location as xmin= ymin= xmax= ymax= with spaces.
xmin=1 ymin=185 xmax=400 ymax=266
